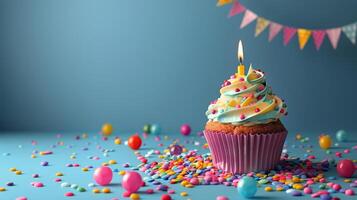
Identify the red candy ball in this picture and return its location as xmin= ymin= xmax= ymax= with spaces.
xmin=180 ymin=124 xmax=191 ymax=136
xmin=128 ymin=135 xmax=142 ymax=150
xmin=161 ymin=194 xmax=172 ymax=200
xmin=336 ymin=159 xmax=356 ymax=178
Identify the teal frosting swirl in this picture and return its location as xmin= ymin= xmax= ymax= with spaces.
xmin=206 ymin=66 xmax=287 ymax=126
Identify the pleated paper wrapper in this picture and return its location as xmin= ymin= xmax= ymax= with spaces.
xmin=204 ymin=131 xmax=287 ymax=174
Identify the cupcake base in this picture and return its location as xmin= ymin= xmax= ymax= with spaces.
xmin=204 ymin=130 xmax=287 ymax=174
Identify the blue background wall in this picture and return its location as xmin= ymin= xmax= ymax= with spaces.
xmin=0 ymin=0 xmax=356 ymax=133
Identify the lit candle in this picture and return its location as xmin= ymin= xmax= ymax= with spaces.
xmin=237 ymin=40 xmax=245 ymax=76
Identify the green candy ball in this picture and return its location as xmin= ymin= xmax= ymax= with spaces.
xmin=143 ymin=124 xmax=151 ymax=134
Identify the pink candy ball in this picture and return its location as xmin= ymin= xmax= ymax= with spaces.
xmin=332 ymin=184 xmax=341 ymax=191
xmin=93 ymin=166 xmax=113 ymax=186
xmin=180 ymin=124 xmax=191 ymax=136
xmin=303 ymin=187 xmax=312 ymax=194
xmin=122 ymin=171 xmax=143 ymax=193
xmin=336 ymin=159 xmax=356 ymax=178
xmin=216 ymin=196 xmax=229 ymax=200
xmin=190 ymin=177 xmax=199 ymax=185
xmin=345 ymin=189 xmax=355 ymax=196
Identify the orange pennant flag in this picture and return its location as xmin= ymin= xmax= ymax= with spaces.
xmin=297 ymin=29 xmax=312 ymax=49
xmin=255 ymin=17 xmax=270 ymax=37
xmin=217 ymin=0 xmax=232 ymax=7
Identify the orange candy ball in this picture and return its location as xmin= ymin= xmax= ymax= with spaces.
xmin=319 ymin=135 xmax=332 ymax=149
xmin=128 ymin=135 xmax=142 ymax=150
xmin=101 ymin=123 xmax=113 ymax=136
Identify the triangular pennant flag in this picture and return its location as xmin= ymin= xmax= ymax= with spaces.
xmin=312 ymin=30 xmax=326 ymax=50
xmin=255 ymin=17 xmax=270 ymax=37
xmin=298 ymin=29 xmax=312 ymax=49
xmin=268 ymin=22 xmax=283 ymax=42
xmin=326 ymin=28 xmax=341 ymax=49
xmin=240 ymin=10 xmax=257 ymax=29
xmin=217 ymin=0 xmax=232 ymax=7
xmin=228 ymin=1 xmax=246 ymax=18
xmin=342 ymin=23 xmax=357 ymax=44
xmin=283 ymin=27 xmax=297 ymax=45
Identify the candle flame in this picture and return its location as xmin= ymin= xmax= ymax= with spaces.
xmin=238 ymin=40 xmax=244 ymax=64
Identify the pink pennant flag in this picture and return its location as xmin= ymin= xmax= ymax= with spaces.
xmin=326 ymin=28 xmax=341 ymax=49
xmin=240 ymin=10 xmax=257 ymax=29
xmin=283 ymin=27 xmax=297 ymax=45
xmin=312 ymin=30 xmax=326 ymax=50
xmin=228 ymin=1 xmax=245 ymax=18
xmin=268 ymin=22 xmax=283 ymax=42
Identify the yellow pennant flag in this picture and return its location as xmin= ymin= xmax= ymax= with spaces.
xmin=297 ymin=29 xmax=312 ymax=49
xmin=217 ymin=0 xmax=232 ymax=7
xmin=255 ymin=17 xmax=270 ymax=37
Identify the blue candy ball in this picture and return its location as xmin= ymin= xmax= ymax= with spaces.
xmin=336 ymin=130 xmax=348 ymax=142
xmin=150 ymin=124 xmax=161 ymax=135
xmin=237 ymin=176 xmax=257 ymax=198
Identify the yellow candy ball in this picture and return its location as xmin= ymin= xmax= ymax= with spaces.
xmin=101 ymin=123 xmax=113 ymax=136
xmin=319 ymin=135 xmax=332 ymax=149
xmin=9 ymin=168 xmax=17 ymax=172
xmin=55 ymin=172 xmax=63 ymax=176
xmin=108 ymin=160 xmax=117 ymax=164
xmin=295 ymin=133 xmax=302 ymax=140
xmin=130 ymin=193 xmax=140 ymax=200
xmin=82 ymin=133 xmax=88 ymax=139
xmin=114 ymin=138 xmax=121 ymax=145
xmin=293 ymin=183 xmax=303 ymax=190
xmin=181 ymin=192 xmax=188 ymax=196
xmin=15 ymin=171 xmax=23 ymax=175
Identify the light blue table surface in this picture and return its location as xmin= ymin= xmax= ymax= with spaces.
xmin=0 ymin=131 xmax=356 ymax=200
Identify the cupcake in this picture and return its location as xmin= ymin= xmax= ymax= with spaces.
xmin=204 ymin=65 xmax=288 ymax=174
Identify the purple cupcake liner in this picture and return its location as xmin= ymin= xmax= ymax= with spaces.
xmin=204 ymin=130 xmax=287 ymax=174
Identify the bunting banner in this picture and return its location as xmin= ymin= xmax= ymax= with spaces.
xmin=268 ymin=22 xmax=283 ymax=42
xmin=283 ymin=27 xmax=297 ymax=46
xmin=240 ymin=10 xmax=257 ymax=29
xmin=218 ymin=0 xmax=357 ymax=50
xmin=297 ymin=29 xmax=311 ymax=50
xmin=342 ymin=23 xmax=357 ymax=44
xmin=255 ymin=17 xmax=270 ymax=37
xmin=312 ymin=30 xmax=326 ymax=50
